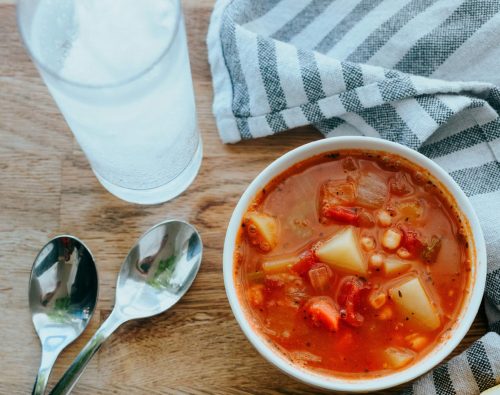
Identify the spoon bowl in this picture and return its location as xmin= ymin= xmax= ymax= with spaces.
xmin=115 ymin=220 xmax=202 ymax=320
xmin=49 ymin=219 xmax=203 ymax=395
xmin=29 ymin=236 xmax=98 ymax=395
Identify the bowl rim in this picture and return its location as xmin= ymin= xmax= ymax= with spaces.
xmin=223 ymin=136 xmax=487 ymax=392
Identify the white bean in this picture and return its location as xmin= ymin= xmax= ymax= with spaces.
xmin=382 ymin=228 xmax=402 ymax=250
xmin=377 ymin=210 xmax=392 ymax=227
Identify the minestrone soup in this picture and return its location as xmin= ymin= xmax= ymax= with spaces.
xmin=234 ymin=150 xmax=473 ymax=376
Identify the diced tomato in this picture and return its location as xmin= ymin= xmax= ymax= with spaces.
xmin=305 ymin=296 xmax=340 ymax=331
xmin=389 ymin=172 xmax=413 ymax=196
xmin=338 ymin=277 xmax=367 ymax=306
xmin=263 ymin=278 xmax=282 ymax=294
xmin=336 ymin=330 xmax=354 ymax=352
xmin=400 ymin=227 xmax=424 ymax=256
xmin=421 ymin=236 xmax=442 ymax=263
xmin=291 ymin=250 xmax=317 ymax=275
xmin=323 ymin=206 xmax=359 ymax=225
xmin=338 ymin=277 xmax=370 ymax=327
xmin=357 ymin=210 xmax=375 ymax=228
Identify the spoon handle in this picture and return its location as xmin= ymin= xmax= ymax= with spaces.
xmin=49 ymin=310 xmax=124 ymax=395
xmin=32 ymin=348 xmax=59 ymax=395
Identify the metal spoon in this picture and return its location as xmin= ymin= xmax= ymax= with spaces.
xmin=49 ymin=219 xmax=203 ymax=395
xmin=29 ymin=236 xmax=99 ymax=395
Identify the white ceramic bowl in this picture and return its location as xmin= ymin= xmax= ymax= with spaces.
xmin=223 ymin=136 xmax=487 ymax=392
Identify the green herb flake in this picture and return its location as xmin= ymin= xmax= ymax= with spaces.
xmin=147 ymin=256 xmax=177 ymax=289
xmin=47 ymin=296 xmax=71 ymax=323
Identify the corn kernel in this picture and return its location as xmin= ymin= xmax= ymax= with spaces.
xmin=397 ymin=247 xmax=411 ymax=259
xmin=369 ymin=253 xmax=384 ymax=269
xmin=369 ymin=291 xmax=387 ymax=309
xmin=378 ymin=306 xmax=393 ymax=320
xmin=405 ymin=334 xmax=428 ymax=351
xmin=361 ymin=236 xmax=376 ymax=251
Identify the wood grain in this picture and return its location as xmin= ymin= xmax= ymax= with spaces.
xmin=0 ymin=2 xmax=489 ymax=394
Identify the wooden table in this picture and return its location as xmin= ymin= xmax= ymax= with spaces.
xmin=0 ymin=1 xmax=489 ymax=393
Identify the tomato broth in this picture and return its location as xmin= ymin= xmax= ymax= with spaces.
xmin=234 ymin=150 xmax=472 ymax=377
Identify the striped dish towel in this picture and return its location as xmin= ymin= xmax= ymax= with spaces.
xmin=207 ymin=0 xmax=500 ymax=393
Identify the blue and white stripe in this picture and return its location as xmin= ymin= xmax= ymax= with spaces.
xmin=207 ymin=1 xmax=500 ymax=392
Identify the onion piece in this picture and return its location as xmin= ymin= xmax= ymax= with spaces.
xmin=384 ymin=347 xmax=415 ymax=368
xmin=290 ymin=351 xmax=322 ymax=363
xmin=356 ymin=173 xmax=388 ymax=209
xmin=308 ymin=264 xmax=333 ymax=292
xmin=262 ymin=256 xmax=297 ymax=274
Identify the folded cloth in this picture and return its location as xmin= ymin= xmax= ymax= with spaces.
xmin=207 ymin=0 xmax=500 ymax=393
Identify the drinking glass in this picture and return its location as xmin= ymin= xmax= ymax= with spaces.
xmin=17 ymin=0 xmax=202 ymax=204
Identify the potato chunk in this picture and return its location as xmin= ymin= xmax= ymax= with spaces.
xmin=383 ymin=257 xmax=411 ymax=276
xmin=384 ymin=347 xmax=415 ymax=368
xmin=316 ymin=227 xmax=367 ymax=275
xmin=389 ymin=277 xmax=440 ymax=330
xmin=245 ymin=212 xmax=278 ymax=251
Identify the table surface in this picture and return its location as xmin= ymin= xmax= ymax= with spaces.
xmin=0 ymin=1 xmax=489 ymax=393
